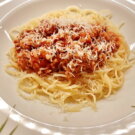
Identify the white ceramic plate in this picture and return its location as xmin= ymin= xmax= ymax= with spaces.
xmin=0 ymin=0 xmax=135 ymax=134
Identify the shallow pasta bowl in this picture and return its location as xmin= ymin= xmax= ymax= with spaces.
xmin=0 ymin=0 xmax=135 ymax=134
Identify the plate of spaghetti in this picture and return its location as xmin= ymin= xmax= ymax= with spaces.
xmin=0 ymin=0 xmax=135 ymax=134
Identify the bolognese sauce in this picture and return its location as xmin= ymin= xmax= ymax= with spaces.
xmin=14 ymin=18 xmax=120 ymax=77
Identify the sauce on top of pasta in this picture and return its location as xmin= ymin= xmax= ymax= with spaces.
xmin=14 ymin=18 xmax=120 ymax=77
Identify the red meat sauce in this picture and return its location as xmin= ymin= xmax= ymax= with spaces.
xmin=14 ymin=19 xmax=120 ymax=78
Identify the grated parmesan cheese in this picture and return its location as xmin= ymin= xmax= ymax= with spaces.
xmin=14 ymin=18 xmax=120 ymax=77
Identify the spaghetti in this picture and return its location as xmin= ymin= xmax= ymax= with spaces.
xmin=6 ymin=6 xmax=134 ymax=111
